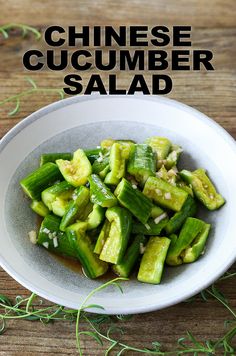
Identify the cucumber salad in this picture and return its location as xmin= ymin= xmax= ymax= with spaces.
xmin=20 ymin=137 xmax=225 ymax=284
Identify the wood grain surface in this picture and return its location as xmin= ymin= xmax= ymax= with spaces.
xmin=0 ymin=1 xmax=236 ymax=355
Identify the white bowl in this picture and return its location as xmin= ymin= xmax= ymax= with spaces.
xmin=0 ymin=95 xmax=236 ymax=314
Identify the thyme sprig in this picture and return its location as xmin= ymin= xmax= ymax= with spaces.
xmin=0 ymin=23 xmax=41 ymax=40
xmin=0 ymin=77 xmax=65 ymax=116
xmin=0 ymin=271 xmax=236 ymax=355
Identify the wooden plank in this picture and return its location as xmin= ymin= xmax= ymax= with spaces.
xmin=0 ymin=0 xmax=236 ymax=28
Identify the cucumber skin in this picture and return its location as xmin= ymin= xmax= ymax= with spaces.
xmin=132 ymin=217 xmax=168 ymax=236
xmin=89 ymin=174 xmax=117 ymax=208
xmin=165 ymin=195 xmax=197 ymax=235
xmin=40 ymin=153 xmax=72 ymax=166
xmin=138 ymin=237 xmax=170 ymax=284
xmin=66 ymin=223 xmax=108 ymax=279
xmin=20 ymin=163 xmax=62 ymax=200
xmin=113 ymin=234 xmax=145 ymax=278
xmin=84 ymin=148 xmax=102 ymax=163
xmin=30 ymin=200 xmax=49 ymax=217
xmin=37 ymin=215 xmax=77 ymax=258
xmin=115 ymin=178 xmax=153 ymax=224
xmin=94 ymin=220 xmax=111 ymax=255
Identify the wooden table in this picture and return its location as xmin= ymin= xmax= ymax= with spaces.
xmin=0 ymin=1 xmax=236 ymax=354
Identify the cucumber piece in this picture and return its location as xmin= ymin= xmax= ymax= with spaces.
xmin=165 ymin=144 xmax=183 ymax=170
xmin=89 ymin=174 xmax=117 ymax=208
xmin=143 ymin=176 xmax=188 ymax=212
xmin=150 ymin=205 xmax=165 ymax=218
xmin=145 ymin=136 xmax=171 ymax=169
xmin=176 ymin=180 xmax=194 ymax=197
xmin=127 ymin=144 xmax=156 ymax=185
xmin=104 ymin=143 xmax=126 ymax=185
xmin=20 ymin=163 xmax=62 ymax=200
xmin=78 ymin=201 xmax=94 ymax=221
xmin=40 ymin=153 xmax=72 ymax=166
xmin=137 ymin=237 xmax=170 ymax=284
xmin=99 ymin=207 xmax=132 ymax=264
xmin=37 ymin=215 xmax=77 ymax=258
xmin=114 ymin=178 xmax=152 ymax=224
xmin=180 ymin=169 xmax=225 ymax=210
xmin=30 ymin=200 xmax=49 ymax=217
xmin=100 ymin=138 xmax=115 ymax=150
xmin=165 ymin=195 xmax=197 ymax=235
xmin=56 ymin=148 xmax=92 ymax=187
xmin=113 ymin=234 xmax=145 ymax=278
xmin=66 ymin=221 xmax=108 ymax=278
xmin=60 ymin=186 xmax=90 ymax=231
xmin=99 ymin=164 xmax=110 ymax=179
xmin=84 ymin=148 xmax=102 ymax=163
xmin=87 ymin=204 xmax=105 ymax=230
xmin=166 ymin=217 xmax=206 ymax=266
xmin=132 ymin=216 xmax=168 ymax=236
xmin=182 ymin=223 xmax=211 ymax=263
xmin=42 ymin=181 xmax=74 ymax=217
xmin=94 ymin=220 xmax=111 ymax=254
xmin=92 ymin=155 xmax=110 ymax=174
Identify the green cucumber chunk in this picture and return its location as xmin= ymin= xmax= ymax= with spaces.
xmin=115 ymin=178 xmax=153 ymax=224
xmin=143 ymin=176 xmax=188 ymax=212
xmin=60 ymin=186 xmax=90 ymax=231
xmin=56 ymin=148 xmax=92 ymax=187
xmin=99 ymin=207 xmax=132 ymax=264
xmin=104 ymin=142 xmax=126 ymax=185
xmin=165 ymin=195 xmax=197 ymax=235
xmin=145 ymin=136 xmax=171 ymax=169
xmin=137 ymin=236 xmax=170 ymax=284
xmin=30 ymin=200 xmax=49 ymax=217
xmin=165 ymin=144 xmax=183 ymax=170
xmin=182 ymin=223 xmax=211 ymax=263
xmin=180 ymin=169 xmax=225 ymax=210
xmin=84 ymin=148 xmax=102 ymax=163
xmin=66 ymin=221 xmax=108 ymax=278
xmin=127 ymin=144 xmax=156 ymax=185
xmin=41 ymin=181 xmax=74 ymax=217
xmin=37 ymin=215 xmax=77 ymax=258
xmin=40 ymin=153 xmax=72 ymax=166
xmin=166 ymin=217 xmax=206 ymax=266
xmin=94 ymin=220 xmax=111 ymax=255
xmin=132 ymin=215 xmax=168 ymax=236
xmin=20 ymin=162 xmax=62 ymax=200
xmin=150 ymin=205 xmax=165 ymax=218
xmin=87 ymin=204 xmax=105 ymax=230
xmin=113 ymin=234 xmax=145 ymax=278
xmin=89 ymin=174 xmax=117 ymax=208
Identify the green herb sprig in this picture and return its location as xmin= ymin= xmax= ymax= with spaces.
xmin=0 ymin=23 xmax=41 ymax=40
xmin=0 ymin=272 xmax=236 ymax=355
xmin=0 ymin=77 xmax=65 ymax=116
